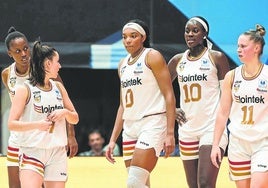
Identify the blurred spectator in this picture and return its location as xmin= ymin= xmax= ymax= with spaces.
xmin=78 ymin=129 xmax=120 ymax=156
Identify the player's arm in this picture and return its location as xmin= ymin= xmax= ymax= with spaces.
xmin=167 ymin=53 xmax=182 ymax=82
xmin=211 ymin=70 xmax=233 ymax=167
xmin=147 ymin=49 xmax=176 ymax=157
xmin=209 ymin=50 xmax=230 ymax=81
xmin=54 ymin=75 xmax=78 ymax=157
xmin=1 ymin=67 xmax=10 ymax=90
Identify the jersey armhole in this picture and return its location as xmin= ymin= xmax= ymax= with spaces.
xmin=230 ymin=69 xmax=235 ymax=89
xmin=55 ymin=81 xmax=64 ymax=97
xmin=24 ymin=83 xmax=31 ymax=105
xmin=118 ymin=58 xmax=125 ymax=77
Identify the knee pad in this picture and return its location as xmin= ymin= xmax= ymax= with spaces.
xmin=127 ymin=166 xmax=149 ymax=188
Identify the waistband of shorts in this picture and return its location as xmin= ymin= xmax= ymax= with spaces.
xmin=143 ymin=111 xmax=166 ymax=118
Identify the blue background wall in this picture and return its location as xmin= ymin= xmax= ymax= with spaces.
xmin=169 ymin=0 xmax=268 ymax=65
xmin=1 ymin=0 xmax=267 ymax=154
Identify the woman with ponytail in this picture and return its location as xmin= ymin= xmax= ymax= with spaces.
xmin=211 ymin=25 xmax=268 ymax=188
xmin=1 ymin=27 xmax=78 ymax=188
xmin=7 ymin=40 xmax=79 ymax=188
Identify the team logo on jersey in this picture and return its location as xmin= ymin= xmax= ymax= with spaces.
xmin=234 ymin=94 xmax=264 ymax=104
xmin=33 ymin=91 xmax=41 ymax=102
xmin=120 ymin=65 xmax=127 ymax=75
xmin=10 ymin=90 xmax=15 ymax=97
xmin=257 ymin=79 xmax=268 ymax=92
xmin=199 ymin=59 xmax=210 ymax=71
xmin=178 ymin=61 xmax=186 ymax=72
xmin=34 ymin=104 xmax=64 ymax=114
xmin=178 ymin=73 xmax=208 ymax=82
xmin=55 ymin=89 xmax=63 ymax=101
xmin=121 ymin=77 xmax=142 ymax=88
xmin=9 ymin=77 xmax=16 ymax=88
xmin=133 ymin=62 xmax=143 ymax=74
xmin=233 ymin=80 xmax=242 ymax=92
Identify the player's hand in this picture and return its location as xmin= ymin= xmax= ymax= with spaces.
xmin=67 ymin=136 xmax=78 ymax=158
xmin=105 ymin=142 xmax=116 ymax=164
xmin=38 ymin=119 xmax=53 ymax=131
xmin=210 ymin=145 xmax=222 ymax=168
xmin=163 ymin=135 xmax=175 ymax=158
xmin=176 ymin=108 xmax=187 ymax=126
xmin=47 ymin=109 xmax=66 ymax=122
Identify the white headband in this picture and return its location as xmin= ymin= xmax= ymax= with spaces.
xmin=122 ymin=22 xmax=146 ymax=36
xmin=190 ymin=17 xmax=208 ymax=33
xmin=189 ymin=17 xmax=213 ymax=49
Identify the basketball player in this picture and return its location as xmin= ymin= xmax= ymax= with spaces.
xmin=105 ymin=19 xmax=176 ymax=188
xmin=168 ymin=16 xmax=230 ymax=187
xmin=7 ymin=40 xmax=79 ymax=188
xmin=2 ymin=27 xmax=78 ymax=188
xmin=211 ymin=24 xmax=268 ymax=188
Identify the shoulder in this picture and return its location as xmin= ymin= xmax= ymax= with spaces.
xmin=146 ymin=48 xmax=166 ymax=68
xmin=1 ymin=66 xmax=11 ymax=85
xmin=168 ymin=53 xmax=184 ymax=67
xmin=208 ymin=49 xmax=228 ymax=62
xmin=117 ymin=58 xmax=126 ymax=76
xmin=208 ymin=49 xmax=224 ymax=57
xmin=118 ymin=58 xmax=125 ymax=69
xmin=1 ymin=66 xmax=10 ymax=76
xmin=54 ymin=80 xmax=64 ymax=90
xmin=15 ymin=84 xmax=29 ymax=99
xmin=224 ymin=69 xmax=236 ymax=85
xmin=53 ymin=80 xmax=67 ymax=95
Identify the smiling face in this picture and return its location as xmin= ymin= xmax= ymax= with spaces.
xmin=184 ymin=20 xmax=207 ymax=48
xmin=8 ymin=37 xmax=30 ymax=67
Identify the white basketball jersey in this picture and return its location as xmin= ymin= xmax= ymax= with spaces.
xmin=229 ymin=64 xmax=268 ymax=141
xmin=18 ymin=80 xmax=67 ymax=148
xmin=176 ymin=49 xmax=221 ymax=135
xmin=7 ymin=62 xmax=29 ymax=100
xmin=6 ymin=63 xmax=29 ymax=146
xmin=120 ymin=48 xmax=166 ymax=120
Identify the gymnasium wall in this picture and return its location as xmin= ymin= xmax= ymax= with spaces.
xmin=0 ymin=0 xmax=246 ymax=154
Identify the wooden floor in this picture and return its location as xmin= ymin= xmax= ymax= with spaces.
xmin=0 ymin=156 xmax=235 ymax=188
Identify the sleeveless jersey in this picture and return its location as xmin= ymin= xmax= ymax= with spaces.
xmin=229 ymin=64 xmax=268 ymax=141
xmin=120 ymin=48 xmax=166 ymax=120
xmin=18 ymin=80 xmax=67 ymax=148
xmin=7 ymin=62 xmax=29 ymax=100
xmin=176 ymin=49 xmax=221 ymax=135
xmin=6 ymin=62 xmax=29 ymax=146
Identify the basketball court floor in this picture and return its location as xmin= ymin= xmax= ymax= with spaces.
xmin=0 ymin=156 xmax=235 ymax=187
